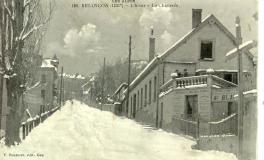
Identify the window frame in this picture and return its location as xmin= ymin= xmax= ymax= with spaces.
xmin=199 ymin=39 xmax=215 ymax=61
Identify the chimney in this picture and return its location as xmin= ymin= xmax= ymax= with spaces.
xmin=149 ymin=27 xmax=155 ymax=62
xmin=192 ymin=9 xmax=202 ymax=28
xmin=235 ymin=16 xmax=242 ymax=45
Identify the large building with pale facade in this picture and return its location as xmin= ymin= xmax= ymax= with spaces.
xmin=117 ymin=9 xmax=256 ymax=137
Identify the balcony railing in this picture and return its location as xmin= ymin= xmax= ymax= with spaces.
xmin=160 ymin=75 xmax=237 ymax=94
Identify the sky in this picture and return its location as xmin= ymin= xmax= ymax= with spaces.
xmin=40 ymin=0 xmax=258 ymax=75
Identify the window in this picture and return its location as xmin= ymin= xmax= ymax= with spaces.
xmin=149 ymin=80 xmax=152 ymax=104
xmin=41 ymin=74 xmax=46 ymax=83
xmin=224 ymin=74 xmax=232 ymax=82
xmin=144 ymin=84 xmax=147 ymax=106
xmin=200 ymin=41 xmax=213 ymax=59
xmin=233 ymin=73 xmax=238 ymax=84
xmin=154 ymin=76 xmax=157 ymax=102
xmin=183 ymin=69 xmax=188 ymax=77
xmin=223 ymin=73 xmax=238 ymax=84
xmin=41 ymin=90 xmax=46 ymax=99
xmin=141 ymin=88 xmax=143 ymax=108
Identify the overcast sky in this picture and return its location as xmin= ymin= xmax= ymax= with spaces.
xmin=41 ymin=0 xmax=258 ymax=75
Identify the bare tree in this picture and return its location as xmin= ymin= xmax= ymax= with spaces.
xmin=0 ymin=0 xmax=55 ymax=145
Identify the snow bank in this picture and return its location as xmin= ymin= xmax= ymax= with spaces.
xmin=0 ymin=101 xmax=237 ymax=160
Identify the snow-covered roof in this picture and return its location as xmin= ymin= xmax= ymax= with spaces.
xmin=234 ymin=89 xmax=257 ymax=98
xmin=62 ymin=73 xmax=86 ymax=80
xmin=226 ymin=40 xmax=257 ymax=61
xmin=114 ymin=83 xmax=128 ymax=95
xmin=196 ymin=69 xmax=250 ymax=73
xmin=41 ymin=59 xmax=56 ymax=69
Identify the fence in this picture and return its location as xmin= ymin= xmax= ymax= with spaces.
xmin=20 ymin=106 xmax=60 ymax=140
xmin=171 ymin=113 xmax=238 ymax=139
xmin=172 ymin=116 xmax=198 ymax=138
xmin=208 ymin=113 xmax=238 ymax=135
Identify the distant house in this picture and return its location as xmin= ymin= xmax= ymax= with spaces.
xmin=120 ymin=9 xmax=255 ymax=135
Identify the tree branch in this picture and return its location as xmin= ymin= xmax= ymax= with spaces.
xmin=4 ymin=0 xmax=13 ymax=20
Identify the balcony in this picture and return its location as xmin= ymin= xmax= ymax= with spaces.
xmin=160 ymin=75 xmax=237 ymax=94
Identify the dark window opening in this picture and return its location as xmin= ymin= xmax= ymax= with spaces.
xmin=224 ymin=74 xmax=233 ymax=82
xmin=183 ymin=69 xmax=188 ymax=77
xmin=233 ymin=73 xmax=238 ymax=84
xmin=201 ymin=41 xmax=213 ymax=59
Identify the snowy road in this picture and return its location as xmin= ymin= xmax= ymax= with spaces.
xmin=0 ymin=101 xmax=237 ymax=160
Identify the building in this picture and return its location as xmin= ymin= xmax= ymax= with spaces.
xmin=23 ymin=55 xmax=59 ymax=121
xmin=120 ymin=9 xmax=255 ymax=133
xmin=60 ymin=73 xmax=86 ymax=101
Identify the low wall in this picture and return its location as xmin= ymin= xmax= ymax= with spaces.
xmin=198 ymin=135 xmax=238 ymax=154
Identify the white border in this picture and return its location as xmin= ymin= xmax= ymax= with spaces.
xmin=257 ymin=1 xmax=263 ymax=160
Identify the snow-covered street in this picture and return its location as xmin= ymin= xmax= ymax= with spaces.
xmin=0 ymin=101 xmax=237 ymax=160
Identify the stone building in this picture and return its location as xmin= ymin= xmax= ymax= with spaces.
xmin=120 ymin=9 xmax=255 ymax=132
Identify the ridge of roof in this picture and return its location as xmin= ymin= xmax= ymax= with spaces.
xmin=158 ymin=14 xmax=237 ymax=59
xmin=127 ymin=14 xmax=248 ymax=92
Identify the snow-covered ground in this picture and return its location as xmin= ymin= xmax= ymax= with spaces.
xmin=0 ymin=101 xmax=237 ymax=160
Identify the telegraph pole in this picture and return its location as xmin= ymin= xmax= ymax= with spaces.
xmin=101 ymin=57 xmax=106 ymax=110
xmin=126 ymin=35 xmax=132 ymax=117
xmin=236 ymin=16 xmax=244 ymax=160
xmin=59 ymin=67 xmax=63 ymax=110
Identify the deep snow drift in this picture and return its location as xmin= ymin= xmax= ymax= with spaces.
xmin=0 ymin=101 xmax=237 ymax=160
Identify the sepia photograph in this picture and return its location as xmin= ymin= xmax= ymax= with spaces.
xmin=0 ymin=0 xmax=262 ymax=160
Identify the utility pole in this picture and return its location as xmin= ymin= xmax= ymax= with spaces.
xmin=126 ymin=35 xmax=132 ymax=117
xmin=62 ymin=76 xmax=64 ymax=105
xmin=59 ymin=67 xmax=63 ymax=110
xmin=236 ymin=16 xmax=244 ymax=160
xmin=101 ymin=57 xmax=105 ymax=110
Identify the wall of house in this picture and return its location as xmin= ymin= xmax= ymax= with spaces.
xmin=128 ymin=66 xmax=160 ymax=126
xmin=159 ymin=87 xmax=211 ymax=134
xmin=38 ymin=68 xmax=56 ymax=110
xmin=211 ymin=88 xmax=237 ymax=121
xmin=165 ymin=19 xmax=255 ymax=77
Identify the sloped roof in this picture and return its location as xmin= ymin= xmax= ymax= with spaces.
xmin=158 ymin=14 xmax=237 ymax=59
xmin=127 ymin=14 xmax=240 ymax=92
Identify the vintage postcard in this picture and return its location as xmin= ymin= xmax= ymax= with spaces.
xmin=0 ymin=0 xmax=261 ymax=160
